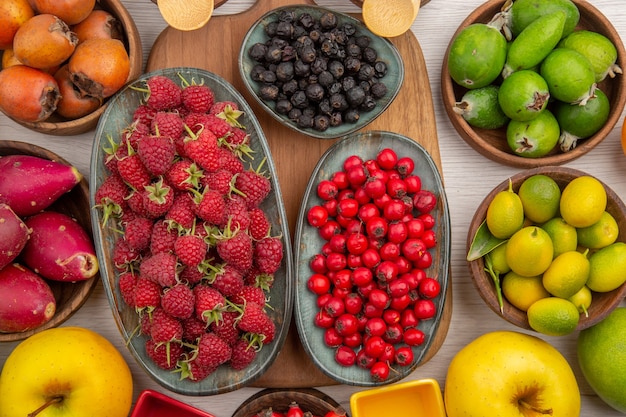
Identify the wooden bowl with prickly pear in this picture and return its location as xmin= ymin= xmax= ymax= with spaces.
xmin=0 ymin=140 xmax=98 ymax=343
xmin=441 ymin=0 xmax=626 ymax=168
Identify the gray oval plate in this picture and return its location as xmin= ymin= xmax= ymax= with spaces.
xmin=239 ymin=5 xmax=405 ymax=140
xmin=89 ymin=67 xmax=293 ymax=396
xmin=293 ymin=131 xmax=451 ymax=386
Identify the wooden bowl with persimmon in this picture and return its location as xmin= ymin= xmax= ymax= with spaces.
xmin=467 ymin=166 xmax=626 ymax=333
xmin=0 ymin=0 xmax=142 ymax=136
xmin=441 ymin=0 xmax=626 ymax=168
xmin=0 ymin=141 xmax=98 ymax=343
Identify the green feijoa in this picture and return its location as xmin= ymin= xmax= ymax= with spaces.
xmin=502 ymin=11 xmax=566 ymax=78
xmin=498 ymin=69 xmax=550 ymax=122
xmin=447 ymin=23 xmax=508 ymax=89
xmin=540 ymin=48 xmax=596 ymax=104
xmin=507 ymin=109 xmax=560 ymax=158
xmin=559 ymin=30 xmax=623 ymax=82
xmin=509 ymin=0 xmax=580 ymax=39
xmin=453 ymin=85 xmax=510 ymax=129
xmin=554 ymin=89 xmax=611 ymax=152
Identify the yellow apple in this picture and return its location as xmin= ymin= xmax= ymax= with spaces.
xmin=0 ymin=326 xmax=133 ymax=417
xmin=444 ymin=330 xmax=580 ymax=417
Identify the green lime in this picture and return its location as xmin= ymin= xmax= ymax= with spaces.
xmin=577 ymin=211 xmax=619 ymax=250
xmin=578 ymin=307 xmax=626 ymax=414
xmin=502 ymin=11 xmax=566 ymax=78
xmin=568 ymin=285 xmax=592 ymax=317
xmin=541 ymin=217 xmax=578 ymax=258
xmin=587 ymin=242 xmax=626 ymax=292
xmin=509 ymin=0 xmax=580 ymax=39
xmin=489 ymin=242 xmax=511 ymax=275
xmin=502 ymin=271 xmax=550 ymax=311
xmin=506 ymin=109 xmax=560 ymax=158
xmin=517 ymin=174 xmax=561 ymax=224
xmin=540 ymin=48 xmax=596 ymax=104
xmin=453 ymin=85 xmax=509 ymax=129
xmin=559 ymin=30 xmax=622 ymax=82
xmin=554 ymin=89 xmax=611 ymax=152
xmin=542 ymin=250 xmax=590 ymax=299
xmin=506 ymin=226 xmax=554 ymax=277
xmin=527 ymin=297 xmax=580 ymax=336
xmin=498 ymin=69 xmax=550 ymax=121
xmin=560 ymin=176 xmax=607 ymax=228
xmin=448 ymin=23 xmax=508 ymax=89
xmin=486 ymin=180 xmax=524 ymax=239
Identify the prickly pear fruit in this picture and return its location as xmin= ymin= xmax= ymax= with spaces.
xmin=0 ymin=203 xmax=30 ymax=269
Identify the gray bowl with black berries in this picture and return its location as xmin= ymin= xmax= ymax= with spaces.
xmin=239 ymin=5 xmax=405 ymax=139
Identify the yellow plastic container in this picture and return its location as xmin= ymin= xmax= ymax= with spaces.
xmin=350 ymin=378 xmax=446 ymax=417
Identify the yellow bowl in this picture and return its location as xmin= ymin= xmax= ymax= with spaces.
xmin=350 ymin=378 xmax=445 ymax=417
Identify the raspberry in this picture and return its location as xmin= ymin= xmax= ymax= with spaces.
xmin=94 ymin=172 xmax=128 ymax=225
xmin=235 ymin=168 xmax=271 ymax=209
xmin=174 ymin=233 xmax=208 ymax=268
xmin=194 ymin=284 xmax=226 ymax=325
xmin=150 ymin=219 xmax=178 ymax=254
xmin=132 ymin=104 xmax=156 ymax=126
xmin=118 ymin=270 xmax=139 ymax=307
xmin=195 ymin=332 xmax=232 ymax=369
xmin=231 ymin=285 xmax=266 ymax=307
xmin=238 ymin=302 xmax=275 ymax=347
xmin=137 ymin=135 xmax=176 ymax=176
xmin=216 ymin=224 xmax=253 ymax=273
xmin=224 ymin=195 xmax=251 ymax=231
xmin=184 ymin=127 xmax=220 ymax=172
xmin=203 ymin=114 xmax=230 ymax=138
xmin=123 ymin=216 xmax=154 ymax=252
xmin=151 ymin=111 xmax=185 ymax=139
xmin=142 ymin=178 xmax=175 ymax=219
xmin=140 ymin=251 xmax=178 ymax=287
xmin=165 ymin=192 xmax=196 ymax=232
xmin=162 ymin=283 xmax=195 ymax=319
xmin=216 ymin=146 xmax=244 ymax=174
xmin=193 ymin=188 xmax=226 ymax=226
xmin=202 ymin=169 xmax=234 ymax=196
xmin=229 ymin=338 xmax=257 ymax=370
xmin=125 ymin=189 xmax=149 ymax=218
xmin=248 ymin=207 xmax=271 ymax=240
xmin=134 ymin=277 xmax=162 ymax=313
xmin=117 ymin=152 xmax=152 ymax=191
xmin=144 ymin=75 xmax=182 ymax=111
xmin=112 ymin=239 xmax=141 ymax=271
xmin=145 ymin=337 xmax=184 ymax=370
xmin=209 ymin=310 xmax=240 ymax=346
xmin=150 ymin=308 xmax=183 ymax=344
xmin=211 ymin=264 xmax=244 ymax=298
xmin=254 ymin=236 xmax=284 ymax=275
xmin=180 ymin=265 xmax=204 ymax=286
xmin=181 ymin=83 xmax=215 ymax=114
xmin=181 ymin=315 xmax=207 ymax=343
xmin=167 ymin=159 xmax=203 ymax=191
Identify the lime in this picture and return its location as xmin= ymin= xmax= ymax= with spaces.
xmin=568 ymin=285 xmax=592 ymax=317
xmin=517 ymin=174 xmax=561 ymax=224
xmin=453 ymin=85 xmax=509 ymax=129
xmin=489 ymin=242 xmax=510 ymax=275
xmin=498 ymin=69 xmax=550 ymax=121
xmin=506 ymin=226 xmax=553 ymax=277
xmin=502 ymin=271 xmax=550 ymax=311
xmin=587 ymin=242 xmax=626 ymax=292
xmin=506 ymin=109 xmax=560 ymax=158
xmin=554 ymin=89 xmax=611 ymax=152
xmin=559 ymin=30 xmax=622 ymax=82
xmin=486 ymin=180 xmax=524 ymax=239
xmin=578 ymin=307 xmax=626 ymax=413
xmin=577 ymin=211 xmax=619 ymax=250
xmin=527 ymin=297 xmax=580 ymax=336
xmin=448 ymin=23 xmax=508 ymax=89
xmin=509 ymin=0 xmax=580 ymax=39
xmin=540 ymin=48 xmax=596 ymax=105
xmin=560 ymin=176 xmax=607 ymax=228
xmin=502 ymin=11 xmax=566 ymax=78
xmin=542 ymin=250 xmax=590 ymax=299
xmin=541 ymin=217 xmax=578 ymax=258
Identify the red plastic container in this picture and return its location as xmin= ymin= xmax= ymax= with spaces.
xmin=130 ymin=390 xmax=216 ymax=417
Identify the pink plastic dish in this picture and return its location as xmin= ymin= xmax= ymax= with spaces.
xmin=130 ymin=390 xmax=216 ymax=417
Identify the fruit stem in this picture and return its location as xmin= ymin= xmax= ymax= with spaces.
xmin=28 ymin=396 xmax=63 ymax=417
xmin=484 ymin=253 xmax=504 ymax=313
xmin=519 ymin=399 xmax=553 ymax=415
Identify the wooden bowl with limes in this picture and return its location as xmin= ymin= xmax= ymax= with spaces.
xmin=441 ymin=0 xmax=626 ymax=168
xmin=467 ymin=166 xmax=626 ymax=332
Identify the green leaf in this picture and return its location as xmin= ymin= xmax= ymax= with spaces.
xmin=466 ymin=220 xmax=506 ymax=261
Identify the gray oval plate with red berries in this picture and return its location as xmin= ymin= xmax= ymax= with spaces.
xmin=293 ymin=130 xmax=451 ymax=386
xmin=90 ymin=67 xmax=294 ymax=396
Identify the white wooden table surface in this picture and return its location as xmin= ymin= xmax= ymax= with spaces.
xmin=1 ymin=0 xmax=626 ymax=416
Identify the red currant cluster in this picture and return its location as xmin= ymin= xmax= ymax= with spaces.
xmin=305 ymin=148 xmax=442 ymax=382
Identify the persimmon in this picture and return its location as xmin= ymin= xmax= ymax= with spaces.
xmin=13 ymin=14 xmax=77 ymax=69
xmin=68 ymin=38 xmax=130 ymax=99
xmin=72 ymin=9 xmax=123 ymax=44
xmin=0 ymin=0 xmax=34 ymax=50
xmin=0 ymin=65 xmax=60 ymax=123
xmin=34 ymin=0 xmax=95 ymax=25
xmin=54 ymin=65 xmax=102 ymax=119
xmin=1 ymin=49 xmax=22 ymax=69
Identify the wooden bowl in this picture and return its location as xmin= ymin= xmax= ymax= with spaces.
xmin=441 ymin=0 xmax=626 ymax=168
xmin=232 ymin=388 xmax=347 ymax=417
xmin=467 ymin=166 xmax=626 ymax=332
xmin=0 ymin=141 xmax=99 ymax=342
xmin=12 ymin=0 xmax=143 ymax=136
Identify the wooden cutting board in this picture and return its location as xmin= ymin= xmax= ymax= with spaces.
xmin=146 ymin=0 xmax=450 ymax=388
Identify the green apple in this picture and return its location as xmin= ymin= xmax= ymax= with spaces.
xmin=578 ymin=307 xmax=626 ymax=413
xmin=0 ymin=326 xmax=133 ymax=417
xmin=444 ymin=330 xmax=580 ymax=417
